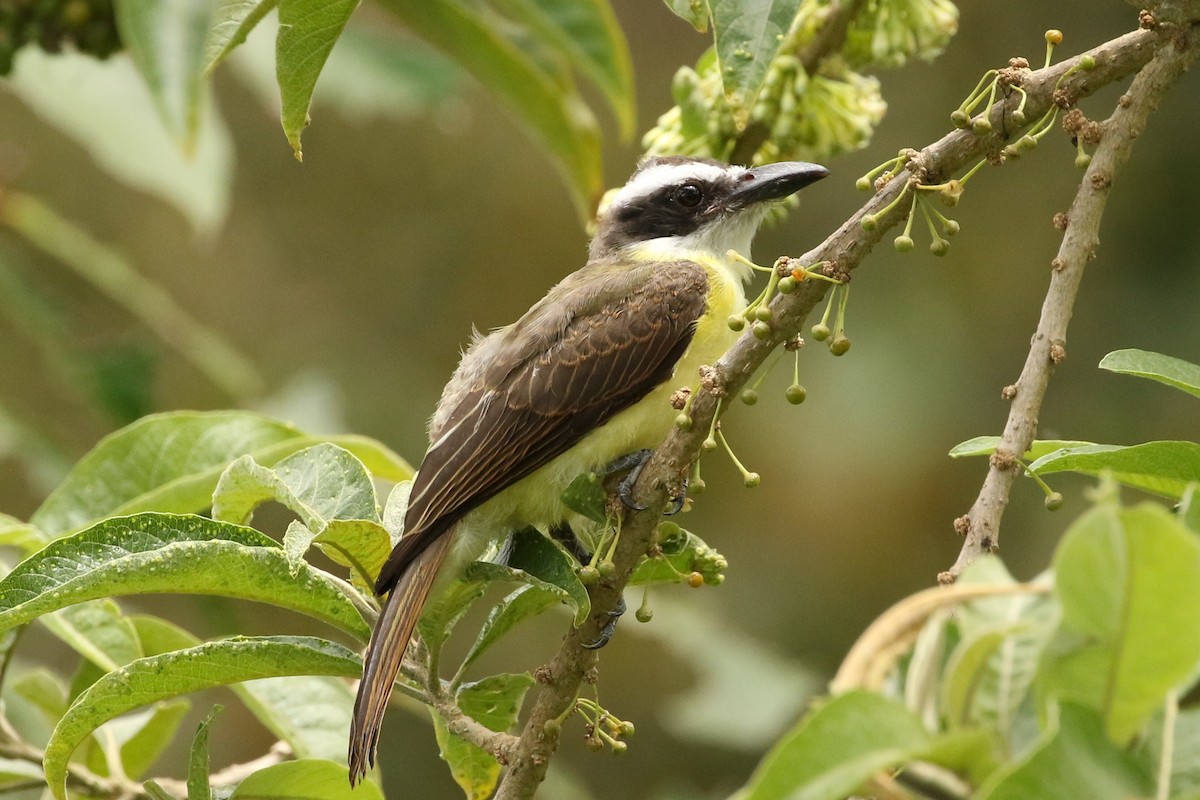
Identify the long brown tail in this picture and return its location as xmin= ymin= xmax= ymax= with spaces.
xmin=349 ymin=533 xmax=453 ymax=785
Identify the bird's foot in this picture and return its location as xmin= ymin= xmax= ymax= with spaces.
xmin=581 ymin=595 xmax=627 ymax=650
xmin=664 ymin=479 xmax=688 ymax=516
xmin=601 ymin=449 xmax=653 ymax=511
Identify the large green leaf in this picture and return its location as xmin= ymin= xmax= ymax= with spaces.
xmin=276 ymin=0 xmax=360 ymax=160
xmin=7 ymin=50 xmax=233 ymax=234
xmin=43 ymin=636 xmax=361 ymax=800
xmin=229 ymin=758 xmax=383 ymax=799
xmin=113 ymin=0 xmax=214 ymax=149
xmin=187 ymin=706 xmax=223 ymax=800
xmin=1100 ymin=349 xmax=1200 ymax=399
xmin=1029 ymin=442 xmax=1200 ymax=500
xmin=1043 ymin=501 xmax=1200 ymax=742
xmin=496 ymin=0 xmax=635 ymax=137
xmin=376 ymin=0 xmax=603 ymax=216
xmin=976 ymin=704 xmax=1151 ymax=800
xmin=737 ymin=692 xmax=930 ymax=800
xmin=205 ymin=0 xmax=278 ymax=72
xmin=506 ymin=527 xmax=589 ymax=625
xmin=948 ymin=436 xmax=1094 ymax=460
xmin=0 ymin=513 xmax=371 ymax=641
xmin=432 ymin=674 xmax=534 ymax=800
xmin=709 ymin=0 xmax=801 ymax=125
xmin=41 ymin=599 xmax=142 ymax=672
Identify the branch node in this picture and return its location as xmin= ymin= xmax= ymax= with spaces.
xmin=1049 ymin=341 xmax=1067 ymax=365
xmin=953 ymin=515 xmax=971 ymax=536
xmin=988 ymin=449 xmax=1019 ymax=470
xmin=1001 ymin=384 xmax=1018 ymax=400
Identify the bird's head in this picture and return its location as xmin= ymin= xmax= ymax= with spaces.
xmin=589 ymin=157 xmax=829 ymax=269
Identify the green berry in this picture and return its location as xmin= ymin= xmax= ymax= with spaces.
xmin=861 ymin=214 xmax=878 ymax=231
xmin=754 ymin=305 xmax=773 ymax=322
xmin=829 ymin=335 xmax=851 ymax=356
xmin=743 ymin=472 xmax=761 ymax=488
xmin=1011 ymin=109 xmax=1027 ymax=126
xmin=686 ymin=572 xmax=705 ymax=588
xmin=543 ymin=718 xmax=561 ymax=736
xmin=1075 ymin=152 xmax=1092 ymax=169
xmin=579 ymin=565 xmax=600 ymax=584
xmin=635 ymin=607 xmax=653 ymax=623
xmin=690 ymin=477 xmax=706 ymax=495
xmin=930 ymin=238 xmax=950 ymax=256
xmin=598 ymin=561 xmax=615 ymax=578
xmin=1080 ymin=54 xmax=1096 ymax=70
xmin=1019 ymin=134 xmax=1038 ymax=151
xmin=611 ymin=740 xmax=628 ymax=754
xmin=942 ymin=219 xmax=960 ymax=237
xmin=894 ymin=235 xmax=914 ymax=252
xmin=675 ymin=412 xmax=692 ymax=429
xmin=777 ymin=276 xmax=797 ymax=294
xmin=702 ymin=436 xmax=718 ymax=452
xmin=618 ymin=721 xmax=635 ymax=737
xmin=740 ymin=388 xmax=759 ymax=405
xmin=950 ymin=109 xmax=971 ymax=129
xmin=972 ymin=116 xmax=992 ymax=136
xmin=856 ymin=176 xmax=872 ymax=191
xmin=586 ymin=736 xmax=604 ymax=752
xmin=785 ymin=384 xmax=807 ymax=404
xmin=1045 ymin=492 xmax=1064 ymax=511
xmin=1045 ymin=29 xmax=1063 ymax=45
xmin=811 ymin=322 xmax=831 ymax=341
xmin=727 ymin=314 xmax=745 ymax=331
xmin=1003 ymin=145 xmax=1021 ymax=159
xmin=752 ymin=320 xmax=772 ymax=340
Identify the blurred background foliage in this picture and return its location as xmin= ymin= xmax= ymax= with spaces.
xmin=1 ymin=0 xmax=1199 ymax=797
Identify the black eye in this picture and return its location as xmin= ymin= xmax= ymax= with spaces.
xmin=672 ymin=183 xmax=704 ymax=208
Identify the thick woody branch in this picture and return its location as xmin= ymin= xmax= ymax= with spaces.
xmin=496 ymin=22 xmax=1161 ymax=800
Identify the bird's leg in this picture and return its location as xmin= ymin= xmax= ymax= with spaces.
xmin=601 ymin=449 xmax=653 ymax=511
xmin=551 ymin=521 xmax=626 ymax=650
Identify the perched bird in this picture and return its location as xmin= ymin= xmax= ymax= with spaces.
xmin=349 ymin=157 xmax=829 ymax=782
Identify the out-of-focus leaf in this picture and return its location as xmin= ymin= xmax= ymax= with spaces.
xmin=7 ymin=49 xmax=233 ymax=234
xmin=497 ymin=0 xmax=635 ymax=137
xmin=240 ymin=676 xmax=354 ymax=762
xmin=229 ymin=759 xmax=383 ymax=799
xmin=560 ymin=472 xmax=607 ymax=524
xmin=1181 ymin=484 xmax=1200 ymax=535
xmin=975 ymin=704 xmax=1151 ymax=800
xmin=948 ymin=436 xmax=1094 ymax=460
xmin=113 ymin=0 xmax=214 ymax=148
xmin=663 ymin=0 xmax=710 ymax=31
xmin=0 ymin=757 xmax=46 ymax=789
xmin=432 ymin=674 xmax=534 ymax=800
xmin=376 ymin=0 xmax=603 ymax=217
xmin=737 ymin=691 xmax=930 ymax=800
xmin=0 ymin=513 xmax=48 ymax=555
xmin=276 ymin=0 xmax=360 ymax=160
xmin=1043 ymin=501 xmax=1200 ymax=742
xmin=43 ymin=636 xmax=361 ymax=800
xmin=205 ymin=0 xmax=278 ymax=72
xmin=1100 ymin=348 xmax=1200 ymax=399
xmin=506 ymin=527 xmax=589 ymax=625
xmin=459 ymin=585 xmax=560 ymax=674
xmin=85 ymin=700 xmax=190 ymax=780
xmin=381 ymin=480 xmax=411 ymax=546
xmin=1141 ymin=706 xmax=1200 ymax=797
xmin=709 ymin=0 xmax=801 ymax=125
xmin=0 ymin=513 xmax=371 ymax=642
xmin=187 ymin=705 xmax=222 ymax=800
xmin=41 ymin=599 xmax=142 ymax=672
xmin=1029 ymin=442 xmax=1200 ymax=500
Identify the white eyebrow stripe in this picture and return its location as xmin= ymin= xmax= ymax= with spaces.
xmin=611 ymin=162 xmax=744 ymax=207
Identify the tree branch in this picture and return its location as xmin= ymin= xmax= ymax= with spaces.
xmin=496 ymin=21 xmax=1161 ymax=800
xmin=942 ymin=11 xmax=1200 ymax=581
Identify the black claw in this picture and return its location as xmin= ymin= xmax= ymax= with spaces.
xmin=581 ymin=596 xmax=627 ymax=649
xmin=604 ymin=449 xmax=653 ymax=511
xmin=664 ymin=479 xmax=689 ymax=516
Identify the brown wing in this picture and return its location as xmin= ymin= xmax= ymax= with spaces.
xmin=375 ymin=261 xmax=709 ymax=593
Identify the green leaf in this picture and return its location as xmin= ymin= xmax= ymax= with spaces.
xmin=495 ymin=0 xmax=635 ymax=137
xmin=381 ymin=480 xmax=411 ymax=545
xmin=85 ymin=700 xmax=191 ymax=780
xmin=737 ymin=691 xmax=931 ymax=800
xmin=1043 ymin=501 xmax=1200 ymax=742
xmin=0 ymin=513 xmax=48 ymax=555
xmin=239 ymin=676 xmax=354 ymax=762
xmin=113 ymin=0 xmax=215 ymax=149
xmin=41 ymin=599 xmax=142 ymax=672
xmin=1100 ymin=348 xmax=1200 ymax=399
xmin=8 ymin=50 xmax=233 ymax=235
xmin=229 ymin=758 xmax=383 ymax=799
xmin=506 ymin=527 xmax=589 ymax=625
xmin=376 ymin=0 xmax=603 ymax=217
xmin=1029 ymin=442 xmax=1200 ymax=500
xmin=205 ymin=0 xmax=278 ymax=72
xmin=1181 ymin=484 xmax=1200 ymax=535
xmin=948 ymin=436 xmax=1094 ymax=460
xmin=560 ymin=473 xmax=608 ymax=523
xmin=629 ymin=522 xmax=727 ymax=586
xmin=144 ymin=780 xmax=180 ymax=800
xmin=44 ymin=636 xmax=361 ymax=800
xmin=0 ymin=757 xmax=47 ymax=789
xmin=275 ymin=0 xmax=360 ymax=160
xmin=709 ymin=0 xmax=801 ymax=125
xmin=214 ymin=444 xmax=377 ymax=524
xmin=30 ymin=411 xmax=303 ymax=535
xmin=432 ymin=674 xmax=534 ymax=800
xmin=0 ymin=513 xmax=371 ymax=642
xmin=285 ymin=519 xmax=393 ymax=589
xmin=188 ymin=705 xmax=222 ymax=800
xmin=323 ymin=434 xmax=414 ymax=483
xmin=976 ymin=703 xmax=1151 ymax=800
xmin=662 ymin=0 xmax=710 ymax=31
xmin=460 ymin=585 xmax=560 ymax=673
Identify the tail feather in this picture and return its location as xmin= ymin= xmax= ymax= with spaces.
xmin=349 ymin=534 xmax=453 ymax=784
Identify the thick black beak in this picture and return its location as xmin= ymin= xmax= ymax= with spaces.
xmin=728 ymin=161 xmax=829 ymax=209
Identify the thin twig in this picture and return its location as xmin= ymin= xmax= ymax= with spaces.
xmin=942 ymin=12 xmax=1200 ymax=581
xmin=495 ymin=23 xmax=1161 ymax=800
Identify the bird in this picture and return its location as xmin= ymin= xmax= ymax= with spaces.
xmin=348 ymin=156 xmax=829 ymax=783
